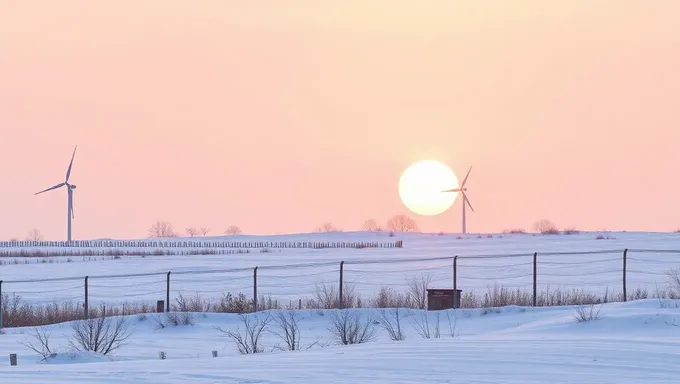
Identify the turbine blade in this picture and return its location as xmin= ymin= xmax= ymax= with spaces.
xmin=70 ymin=190 xmax=75 ymax=219
xmin=462 ymin=191 xmax=474 ymax=212
xmin=35 ymin=183 xmax=65 ymax=195
xmin=442 ymin=188 xmax=461 ymax=192
xmin=460 ymin=166 xmax=472 ymax=188
xmin=65 ymin=145 xmax=77 ymax=183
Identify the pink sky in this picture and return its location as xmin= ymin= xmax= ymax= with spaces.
xmin=1 ymin=1 xmax=679 ymax=240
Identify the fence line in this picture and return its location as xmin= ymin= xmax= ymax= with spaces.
xmin=1 ymin=247 xmax=679 ymax=328
xmin=0 ymin=239 xmax=403 ymax=249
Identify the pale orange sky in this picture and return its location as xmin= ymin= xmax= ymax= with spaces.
xmin=1 ymin=1 xmax=679 ymax=240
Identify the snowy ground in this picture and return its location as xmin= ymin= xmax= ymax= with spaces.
xmin=1 ymin=231 xmax=680 ymax=308
xmin=1 ymin=300 xmax=680 ymax=382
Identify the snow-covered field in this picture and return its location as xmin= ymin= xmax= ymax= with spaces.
xmin=1 ymin=231 xmax=680 ymax=309
xmin=2 ymin=300 xmax=680 ymax=382
xmin=2 ymin=231 xmax=680 ymax=382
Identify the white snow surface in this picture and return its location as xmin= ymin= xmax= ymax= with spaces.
xmin=1 ymin=300 xmax=680 ymax=382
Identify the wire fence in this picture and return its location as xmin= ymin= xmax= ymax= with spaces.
xmin=1 ymin=248 xmax=679 ymax=328
xmin=0 ymin=239 xmax=403 ymax=249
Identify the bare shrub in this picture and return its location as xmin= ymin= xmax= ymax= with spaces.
xmin=148 ymin=221 xmax=177 ymax=238
xmin=270 ymin=311 xmax=302 ymax=351
xmin=186 ymin=227 xmax=198 ymax=237
xmin=412 ymin=310 xmax=441 ymax=339
xmin=314 ymin=282 xmax=357 ymax=309
xmin=667 ymin=269 xmax=680 ymax=297
xmin=173 ymin=293 xmax=211 ymax=312
xmin=372 ymin=286 xmax=413 ymax=308
xmin=376 ymin=308 xmax=405 ymax=341
xmin=26 ymin=228 xmax=44 ymax=241
xmin=533 ymin=219 xmax=559 ymax=234
xmin=153 ymin=311 xmax=195 ymax=329
xmin=215 ymin=313 xmax=272 ymax=354
xmin=445 ymin=310 xmax=458 ymax=337
xmin=214 ymin=293 xmax=253 ymax=313
xmin=200 ymin=227 xmax=211 ymax=236
xmin=361 ymin=219 xmax=381 ymax=232
xmin=562 ymin=227 xmax=580 ymax=235
xmin=68 ymin=316 xmax=131 ymax=355
xmin=407 ymin=274 xmax=433 ymax=310
xmin=19 ymin=327 xmax=56 ymax=362
xmin=315 ymin=222 xmax=340 ymax=233
xmin=386 ymin=214 xmax=419 ymax=232
xmin=225 ymin=225 xmax=242 ymax=235
xmin=327 ymin=309 xmax=376 ymax=345
xmin=574 ymin=304 xmax=602 ymax=322
xmin=502 ymin=228 xmax=526 ymax=234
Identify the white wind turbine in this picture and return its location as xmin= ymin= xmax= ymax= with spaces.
xmin=35 ymin=146 xmax=78 ymax=243
xmin=442 ymin=166 xmax=474 ymax=234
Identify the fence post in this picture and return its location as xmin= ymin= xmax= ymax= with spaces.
xmin=0 ymin=280 xmax=3 ymax=329
xmin=453 ymin=256 xmax=458 ymax=308
xmin=84 ymin=276 xmax=89 ymax=319
xmin=532 ymin=252 xmax=537 ymax=307
xmin=253 ymin=267 xmax=258 ymax=313
xmin=623 ymin=248 xmax=628 ymax=302
xmin=166 ymin=272 xmax=171 ymax=312
xmin=339 ymin=261 xmax=344 ymax=309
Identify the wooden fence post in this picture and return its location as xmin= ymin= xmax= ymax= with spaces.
xmin=532 ymin=252 xmax=538 ymax=307
xmin=623 ymin=249 xmax=628 ymax=302
xmin=339 ymin=261 xmax=344 ymax=309
xmin=253 ymin=267 xmax=258 ymax=312
xmin=84 ymin=276 xmax=89 ymax=319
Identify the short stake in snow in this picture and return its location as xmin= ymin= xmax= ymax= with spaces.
xmin=9 ymin=354 xmax=17 ymax=366
xmin=158 ymin=351 xmax=166 ymax=360
xmin=212 ymin=350 xmax=218 ymax=358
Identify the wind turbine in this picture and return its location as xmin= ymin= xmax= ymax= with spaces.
xmin=442 ymin=166 xmax=474 ymax=234
xmin=35 ymin=146 xmax=78 ymax=243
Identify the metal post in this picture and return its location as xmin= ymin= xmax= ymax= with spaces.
xmin=339 ymin=261 xmax=344 ymax=309
xmin=166 ymin=272 xmax=171 ymax=312
xmin=253 ymin=267 xmax=258 ymax=313
xmin=453 ymin=256 xmax=458 ymax=308
xmin=0 ymin=280 xmax=3 ymax=329
xmin=623 ymin=249 xmax=628 ymax=302
xmin=532 ymin=252 xmax=537 ymax=307
xmin=84 ymin=276 xmax=89 ymax=319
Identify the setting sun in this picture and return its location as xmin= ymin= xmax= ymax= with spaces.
xmin=398 ymin=160 xmax=459 ymax=216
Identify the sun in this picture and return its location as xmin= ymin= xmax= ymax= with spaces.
xmin=398 ymin=160 xmax=459 ymax=216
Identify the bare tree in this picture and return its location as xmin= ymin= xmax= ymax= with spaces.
xmin=386 ymin=214 xmax=419 ymax=232
xmin=186 ymin=227 xmax=198 ymax=237
xmin=199 ymin=227 xmax=211 ymax=236
xmin=533 ymin=219 xmax=559 ymax=234
xmin=148 ymin=221 xmax=177 ymax=238
xmin=316 ymin=222 xmax=340 ymax=233
xmin=225 ymin=225 xmax=242 ymax=235
xmin=18 ymin=327 xmax=56 ymax=362
xmin=215 ymin=313 xmax=272 ymax=354
xmin=327 ymin=309 xmax=376 ymax=345
xmin=270 ymin=311 xmax=302 ymax=351
xmin=26 ymin=228 xmax=44 ymax=241
xmin=68 ymin=316 xmax=132 ymax=355
xmin=361 ymin=218 xmax=381 ymax=232
xmin=407 ymin=273 xmax=433 ymax=310
xmin=376 ymin=308 xmax=405 ymax=341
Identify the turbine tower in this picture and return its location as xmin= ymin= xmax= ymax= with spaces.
xmin=35 ymin=146 xmax=78 ymax=243
xmin=442 ymin=166 xmax=474 ymax=234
